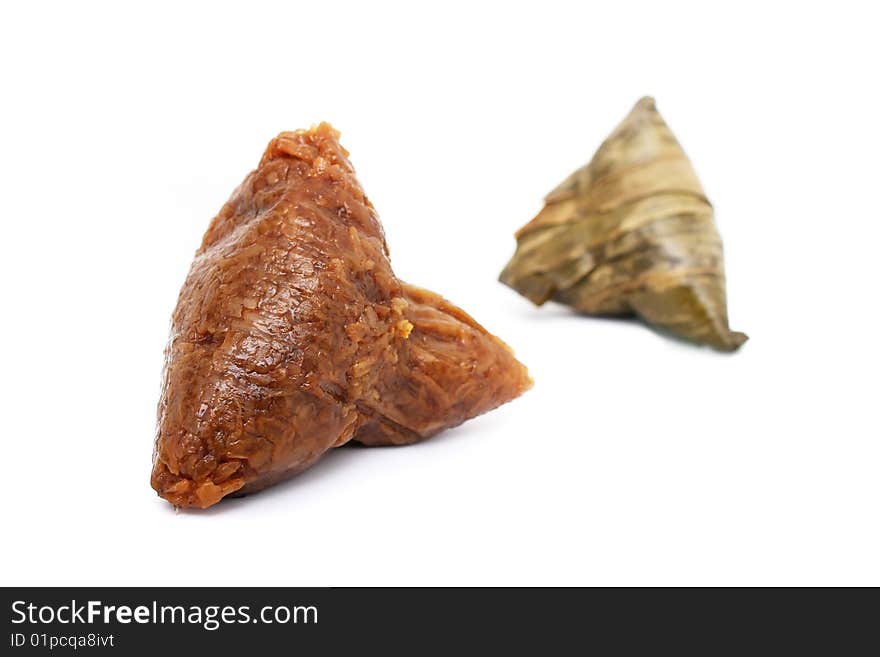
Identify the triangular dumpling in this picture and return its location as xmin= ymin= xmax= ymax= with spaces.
xmin=500 ymin=97 xmax=747 ymax=351
xmin=153 ymin=124 xmax=531 ymax=508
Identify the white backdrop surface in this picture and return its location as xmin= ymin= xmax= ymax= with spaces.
xmin=1 ymin=1 xmax=877 ymax=586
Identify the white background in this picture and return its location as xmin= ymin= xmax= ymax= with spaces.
xmin=1 ymin=1 xmax=877 ymax=586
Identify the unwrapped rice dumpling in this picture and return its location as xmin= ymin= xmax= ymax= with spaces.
xmin=499 ymin=97 xmax=747 ymax=351
xmin=153 ymin=124 xmax=531 ymax=509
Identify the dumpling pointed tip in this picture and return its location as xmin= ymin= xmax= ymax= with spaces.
xmin=724 ymin=330 xmax=749 ymax=351
xmin=260 ymin=122 xmax=351 ymax=169
xmin=292 ymin=121 xmax=341 ymax=141
xmin=628 ymin=96 xmax=658 ymax=115
xmin=703 ymin=328 xmax=748 ymax=352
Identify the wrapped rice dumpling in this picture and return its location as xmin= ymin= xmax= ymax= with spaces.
xmin=499 ymin=97 xmax=747 ymax=351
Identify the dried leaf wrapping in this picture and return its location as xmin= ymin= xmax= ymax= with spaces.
xmin=499 ymin=97 xmax=747 ymax=351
